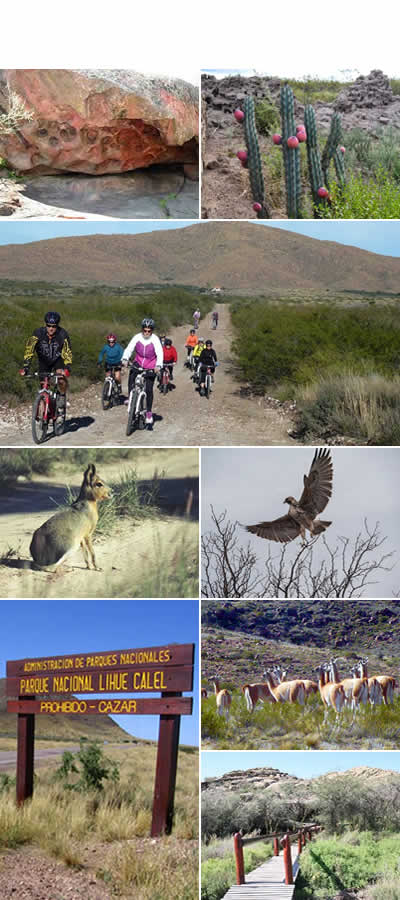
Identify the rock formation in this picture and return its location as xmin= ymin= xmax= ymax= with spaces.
xmin=0 ymin=69 xmax=199 ymax=175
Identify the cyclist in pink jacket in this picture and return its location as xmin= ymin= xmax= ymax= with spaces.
xmin=121 ymin=318 xmax=163 ymax=425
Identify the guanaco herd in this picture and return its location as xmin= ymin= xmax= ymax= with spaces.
xmin=201 ymin=657 xmax=397 ymax=723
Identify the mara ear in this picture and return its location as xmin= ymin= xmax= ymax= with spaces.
xmin=83 ymin=464 xmax=96 ymax=482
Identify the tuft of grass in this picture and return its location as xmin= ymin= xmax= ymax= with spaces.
xmin=295 ymin=372 xmax=400 ymax=444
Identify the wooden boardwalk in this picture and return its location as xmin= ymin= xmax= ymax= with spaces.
xmin=221 ymin=845 xmax=300 ymax=900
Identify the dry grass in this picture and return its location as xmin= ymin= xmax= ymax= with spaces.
xmin=0 ymin=743 xmax=198 ymax=898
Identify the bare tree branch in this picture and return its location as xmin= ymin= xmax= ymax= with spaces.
xmin=201 ymin=507 xmax=397 ymax=598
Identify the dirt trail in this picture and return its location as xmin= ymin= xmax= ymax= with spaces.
xmin=0 ymin=306 xmax=292 ymax=447
xmin=0 ymin=456 xmax=198 ymax=598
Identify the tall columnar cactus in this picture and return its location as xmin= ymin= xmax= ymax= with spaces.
xmin=280 ymin=85 xmax=302 ymax=219
xmin=233 ymin=87 xmax=345 ymax=219
xmin=321 ymin=112 xmax=344 ymax=187
xmin=304 ymin=105 xmax=327 ymax=215
xmin=241 ymin=96 xmax=270 ymax=218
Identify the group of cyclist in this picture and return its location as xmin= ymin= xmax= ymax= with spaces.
xmin=184 ymin=330 xmax=218 ymax=396
xmin=20 ymin=309 xmax=219 ymax=424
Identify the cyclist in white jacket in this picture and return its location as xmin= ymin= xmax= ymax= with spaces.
xmin=122 ymin=318 xmax=163 ymax=425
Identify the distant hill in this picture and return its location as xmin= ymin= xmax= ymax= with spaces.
xmin=0 ymin=222 xmax=399 ymax=293
xmin=0 ymin=678 xmax=131 ymax=742
xmin=202 ymin=765 xmax=400 ymax=797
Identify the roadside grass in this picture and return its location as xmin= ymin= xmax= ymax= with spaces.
xmin=1 ymin=286 xmax=213 ymax=406
xmin=319 ymin=168 xmax=400 ymax=218
xmin=201 ymin=693 xmax=400 ymax=750
xmin=230 ymin=297 xmax=400 ymax=441
xmin=295 ymin=832 xmax=400 ymax=899
xmin=0 ymin=743 xmax=198 ymax=898
xmin=0 ymin=448 xmax=54 ymax=485
xmin=294 ymin=372 xmax=400 ymax=444
xmin=201 ymin=839 xmax=272 ymax=900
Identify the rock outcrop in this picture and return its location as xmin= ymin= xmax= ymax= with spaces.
xmin=0 ymin=69 xmax=199 ymax=175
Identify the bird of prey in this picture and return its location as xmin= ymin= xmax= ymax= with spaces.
xmin=246 ymin=448 xmax=333 ymax=543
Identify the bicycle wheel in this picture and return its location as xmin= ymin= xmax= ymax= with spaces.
xmin=162 ymin=379 xmax=168 ymax=395
xmin=205 ymin=375 xmax=211 ymax=399
xmin=138 ymin=392 xmax=146 ymax=429
xmin=102 ymin=379 xmax=112 ymax=410
xmin=126 ymin=391 xmax=136 ymax=436
xmin=32 ymin=395 xmax=48 ymax=444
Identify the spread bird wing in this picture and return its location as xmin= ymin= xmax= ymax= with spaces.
xmin=298 ymin=448 xmax=333 ymax=517
xmin=246 ymin=515 xmax=301 ymax=543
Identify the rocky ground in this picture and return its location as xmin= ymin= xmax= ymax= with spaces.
xmin=202 ymin=69 xmax=400 ymax=219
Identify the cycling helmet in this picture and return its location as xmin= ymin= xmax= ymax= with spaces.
xmin=107 ymin=333 xmax=117 ymax=342
xmin=206 ymin=339 xmax=213 ymax=346
xmin=45 ymin=311 xmax=60 ymax=325
xmin=199 ymin=338 xmax=205 ymax=343
xmin=141 ymin=317 xmax=155 ymax=330
xmin=164 ymin=338 xmax=172 ymax=347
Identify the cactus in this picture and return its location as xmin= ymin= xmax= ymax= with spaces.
xmin=321 ymin=112 xmax=344 ymax=187
xmin=234 ymin=87 xmax=345 ymax=219
xmin=304 ymin=105 xmax=326 ymax=216
xmin=242 ymin=96 xmax=271 ymax=218
xmin=280 ymin=85 xmax=302 ymax=218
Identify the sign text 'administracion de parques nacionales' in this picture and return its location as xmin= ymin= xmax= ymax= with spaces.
xmin=6 ymin=643 xmax=195 ymax=836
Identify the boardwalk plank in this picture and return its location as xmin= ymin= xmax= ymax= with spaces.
xmin=221 ymin=846 xmax=300 ymax=900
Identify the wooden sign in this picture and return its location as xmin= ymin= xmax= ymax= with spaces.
xmin=8 ymin=697 xmax=193 ymax=716
xmin=6 ymin=665 xmax=193 ymax=697
xmin=7 ymin=643 xmax=194 ymax=677
xmin=6 ymin=643 xmax=195 ymax=837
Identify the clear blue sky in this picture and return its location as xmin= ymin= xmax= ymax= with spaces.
xmin=1 ymin=599 xmax=199 ymax=746
xmin=0 ymin=220 xmax=400 ymax=258
xmin=202 ymin=751 xmax=400 ymax=781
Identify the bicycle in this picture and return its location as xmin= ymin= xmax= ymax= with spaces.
xmin=126 ymin=366 xmax=155 ymax=436
xmin=26 ymin=371 xmax=67 ymax=444
xmin=101 ymin=365 xmax=122 ymax=410
xmin=158 ymin=364 xmax=174 ymax=395
xmin=200 ymin=365 xmax=213 ymax=399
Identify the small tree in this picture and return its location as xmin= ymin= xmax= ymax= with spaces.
xmin=54 ymin=738 xmax=120 ymax=792
xmin=202 ymin=507 xmax=396 ymax=598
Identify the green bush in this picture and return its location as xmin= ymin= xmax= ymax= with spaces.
xmin=230 ymin=300 xmax=400 ymax=394
xmin=298 ymin=832 xmax=400 ymax=899
xmin=202 ymin=842 xmax=272 ymax=900
xmin=320 ymin=169 xmax=400 ymax=218
xmin=54 ymin=739 xmax=120 ymax=792
xmin=254 ymin=97 xmax=280 ymax=136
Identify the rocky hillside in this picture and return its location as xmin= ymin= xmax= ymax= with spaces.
xmin=202 ymin=764 xmax=400 ymax=796
xmin=0 ymin=221 xmax=400 ymax=293
xmin=202 ymin=70 xmax=400 ymax=135
xmin=202 ymin=599 xmax=400 ymax=651
xmin=202 ymin=600 xmax=400 ymax=688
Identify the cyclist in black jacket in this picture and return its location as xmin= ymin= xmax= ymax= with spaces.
xmin=198 ymin=339 xmax=218 ymax=395
xmin=20 ymin=311 xmax=72 ymax=409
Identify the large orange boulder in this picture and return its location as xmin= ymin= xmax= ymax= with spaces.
xmin=0 ymin=69 xmax=199 ymax=175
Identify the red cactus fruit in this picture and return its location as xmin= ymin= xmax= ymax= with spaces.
xmin=253 ymin=202 xmax=262 ymax=212
xmin=272 ymin=134 xmax=282 ymax=145
xmin=340 ymin=146 xmax=346 ymax=154
xmin=234 ymin=109 xmax=245 ymax=122
xmin=287 ymin=136 xmax=299 ymax=149
xmin=236 ymin=150 xmax=248 ymax=161
xmin=297 ymin=129 xmax=307 ymax=142
xmin=317 ymin=187 xmax=329 ymax=198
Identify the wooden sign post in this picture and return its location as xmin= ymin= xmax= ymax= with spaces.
xmin=7 ymin=643 xmax=194 ymax=835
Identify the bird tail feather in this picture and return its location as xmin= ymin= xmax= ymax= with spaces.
xmin=313 ymin=519 xmax=332 ymax=535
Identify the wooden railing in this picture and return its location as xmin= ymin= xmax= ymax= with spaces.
xmin=233 ymin=824 xmax=322 ymax=885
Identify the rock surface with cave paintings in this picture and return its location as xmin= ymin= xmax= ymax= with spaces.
xmin=0 ymin=69 xmax=199 ymax=175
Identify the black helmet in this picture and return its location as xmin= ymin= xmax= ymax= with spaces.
xmin=206 ymin=339 xmax=213 ymax=346
xmin=45 ymin=311 xmax=60 ymax=325
xmin=164 ymin=338 xmax=172 ymax=347
xmin=141 ymin=317 xmax=155 ymax=330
